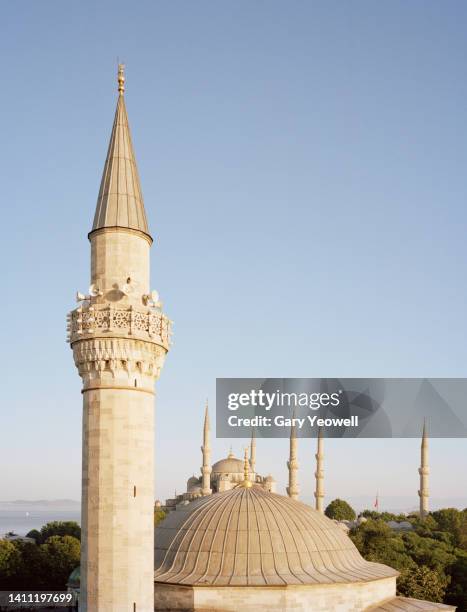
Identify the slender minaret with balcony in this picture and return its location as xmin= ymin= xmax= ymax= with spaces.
xmin=418 ymin=419 xmax=429 ymax=520
xmin=201 ymin=400 xmax=212 ymax=496
xmin=67 ymin=66 xmax=171 ymax=611
xmin=250 ymin=428 xmax=256 ymax=482
xmin=286 ymin=421 xmax=300 ymax=500
xmin=314 ymin=428 xmax=325 ymax=513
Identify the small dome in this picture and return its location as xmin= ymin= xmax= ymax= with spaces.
xmin=211 ymin=454 xmax=244 ymax=475
xmin=187 ymin=476 xmax=200 ymax=491
xmin=154 ymin=487 xmax=397 ymax=587
xmin=67 ymin=566 xmax=80 ymax=588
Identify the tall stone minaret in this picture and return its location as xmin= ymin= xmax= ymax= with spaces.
xmin=201 ymin=400 xmax=212 ymax=496
xmin=314 ymin=428 xmax=325 ymax=513
xmin=418 ymin=419 xmax=429 ymax=520
xmin=286 ymin=421 xmax=300 ymax=500
xmin=67 ymin=66 xmax=171 ymax=612
xmin=250 ymin=428 xmax=256 ymax=482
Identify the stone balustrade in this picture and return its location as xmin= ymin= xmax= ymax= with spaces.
xmin=67 ymin=304 xmax=172 ymax=349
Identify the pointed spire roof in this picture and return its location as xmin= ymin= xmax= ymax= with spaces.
xmin=90 ymin=64 xmax=151 ymax=242
xmin=203 ymin=400 xmax=210 ymax=433
xmin=422 ymin=417 xmax=428 ymax=446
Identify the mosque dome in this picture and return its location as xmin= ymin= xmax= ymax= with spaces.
xmin=154 ymin=486 xmax=397 ymax=586
xmin=211 ymin=451 xmax=244 ymax=475
xmin=186 ymin=475 xmax=200 ymax=491
xmin=66 ymin=566 xmax=80 ymax=589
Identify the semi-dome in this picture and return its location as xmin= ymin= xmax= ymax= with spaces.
xmin=154 ymin=486 xmax=397 ymax=587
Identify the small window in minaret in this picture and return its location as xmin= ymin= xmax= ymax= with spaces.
xmin=134 ymin=486 xmax=136 ymax=497
xmin=134 ymin=379 xmax=137 ymax=388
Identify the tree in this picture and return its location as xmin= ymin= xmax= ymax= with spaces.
xmin=39 ymin=521 xmax=81 ymax=544
xmin=430 ymin=508 xmax=466 ymax=549
xmin=401 ymin=531 xmax=457 ymax=573
xmin=8 ymin=541 xmax=48 ymax=590
xmin=445 ymin=551 xmax=467 ymax=610
xmin=325 ymin=498 xmax=356 ymax=521
xmin=25 ymin=529 xmax=41 ymax=542
xmin=0 ymin=541 xmax=21 ymax=587
xmin=350 ymin=520 xmax=415 ymax=572
xmin=349 ymin=510 xmax=467 ymax=608
xmin=154 ymin=510 xmax=167 ymax=527
xmin=1 ymin=536 xmax=80 ymax=591
xmin=397 ymin=565 xmax=449 ymax=602
xmin=459 ymin=509 xmax=467 ymax=550
xmin=41 ymin=536 xmax=80 ymax=590
xmin=360 ymin=510 xmax=407 ymax=522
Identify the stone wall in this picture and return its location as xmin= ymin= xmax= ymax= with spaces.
xmin=154 ymin=577 xmax=396 ymax=611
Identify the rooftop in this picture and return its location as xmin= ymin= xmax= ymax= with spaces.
xmin=154 ymin=486 xmax=397 ymax=587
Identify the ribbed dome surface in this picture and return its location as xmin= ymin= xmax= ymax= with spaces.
xmin=154 ymin=487 xmax=397 ymax=586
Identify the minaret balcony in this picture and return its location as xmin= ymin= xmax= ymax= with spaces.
xmin=67 ymin=303 xmax=172 ymax=350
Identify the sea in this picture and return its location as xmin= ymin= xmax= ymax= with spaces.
xmin=0 ymin=510 xmax=81 ymax=537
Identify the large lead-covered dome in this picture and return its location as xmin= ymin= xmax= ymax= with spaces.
xmin=154 ymin=486 xmax=397 ymax=586
xmin=211 ymin=452 xmax=244 ymax=475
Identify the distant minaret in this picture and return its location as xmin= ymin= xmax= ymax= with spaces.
xmin=418 ymin=419 xmax=429 ymax=519
xmin=250 ymin=428 xmax=256 ymax=481
xmin=201 ymin=400 xmax=212 ymax=496
xmin=287 ymin=421 xmax=300 ymax=500
xmin=240 ymin=447 xmax=253 ymax=488
xmin=68 ymin=65 xmax=171 ymax=611
xmin=314 ymin=428 xmax=324 ymax=513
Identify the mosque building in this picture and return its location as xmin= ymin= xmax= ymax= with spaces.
xmin=154 ymin=420 xmax=453 ymax=611
xmin=69 ymin=67 xmax=455 ymax=611
xmin=156 ymin=405 xmax=276 ymax=514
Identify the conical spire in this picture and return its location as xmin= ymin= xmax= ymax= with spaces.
xmin=418 ymin=418 xmax=429 ymax=519
xmin=203 ymin=400 xmax=210 ymax=435
xmin=201 ymin=400 xmax=212 ymax=496
xmin=250 ymin=428 xmax=256 ymax=476
xmin=91 ymin=65 xmax=151 ymax=241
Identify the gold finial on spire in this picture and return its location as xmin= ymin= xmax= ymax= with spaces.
xmin=240 ymin=447 xmax=252 ymax=488
xmin=118 ymin=63 xmax=125 ymax=94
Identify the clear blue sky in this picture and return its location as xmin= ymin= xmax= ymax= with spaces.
xmin=1 ymin=1 xmax=466 ymax=509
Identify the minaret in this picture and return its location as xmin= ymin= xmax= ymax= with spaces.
xmin=418 ymin=419 xmax=429 ymax=520
xmin=250 ymin=428 xmax=256 ymax=482
xmin=286 ymin=421 xmax=300 ymax=500
xmin=239 ymin=447 xmax=253 ymax=488
xmin=67 ymin=66 xmax=171 ymax=611
xmin=201 ymin=400 xmax=212 ymax=496
xmin=314 ymin=428 xmax=324 ymax=513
